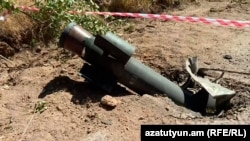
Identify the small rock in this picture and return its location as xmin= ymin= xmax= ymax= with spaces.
xmin=87 ymin=127 xmax=92 ymax=134
xmin=210 ymin=7 xmax=224 ymax=13
xmin=60 ymin=69 xmax=67 ymax=74
xmin=223 ymin=55 xmax=233 ymax=60
xmin=2 ymin=84 xmax=10 ymax=90
xmin=204 ymin=62 xmax=211 ymax=65
xmin=101 ymin=119 xmax=112 ymax=125
xmin=56 ymin=106 xmax=62 ymax=111
xmin=238 ymin=107 xmax=245 ymax=112
xmin=146 ymin=25 xmax=155 ymax=28
xmin=101 ymin=95 xmax=118 ymax=107
xmin=87 ymin=112 xmax=98 ymax=120
xmin=35 ymin=46 xmax=42 ymax=53
xmin=165 ymin=107 xmax=169 ymax=111
xmin=138 ymin=117 xmax=144 ymax=120
xmin=68 ymin=72 xmax=74 ymax=75
xmin=210 ymin=7 xmax=217 ymax=12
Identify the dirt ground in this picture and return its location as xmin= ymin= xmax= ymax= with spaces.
xmin=0 ymin=1 xmax=250 ymax=141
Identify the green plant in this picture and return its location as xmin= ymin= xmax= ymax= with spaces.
xmin=31 ymin=0 xmax=111 ymax=40
xmin=1 ymin=0 xmax=113 ymax=42
xmin=0 ymin=0 xmax=20 ymax=17
xmin=0 ymin=0 xmax=14 ymax=12
xmin=33 ymin=100 xmax=47 ymax=114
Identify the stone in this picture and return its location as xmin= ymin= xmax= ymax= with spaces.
xmin=223 ymin=55 xmax=233 ymax=60
xmin=101 ymin=95 xmax=118 ymax=107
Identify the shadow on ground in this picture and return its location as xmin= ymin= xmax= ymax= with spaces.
xmin=38 ymin=75 xmax=133 ymax=105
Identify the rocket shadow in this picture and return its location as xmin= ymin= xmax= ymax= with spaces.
xmin=38 ymin=75 xmax=133 ymax=105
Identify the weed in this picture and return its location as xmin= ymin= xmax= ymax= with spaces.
xmin=30 ymin=0 xmax=111 ymax=42
xmin=0 ymin=0 xmax=112 ymax=44
xmin=0 ymin=0 xmax=196 ymax=49
xmin=0 ymin=0 xmax=18 ymax=13
xmin=33 ymin=100 xmax=47 ymax=114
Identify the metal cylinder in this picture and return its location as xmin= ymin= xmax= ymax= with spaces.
xmin=59 ymin=22 xmax=225 ymax=112
xmin=59 ymin=22 xmax=93 ymax=56
xmin=94 ymin=32 xmax=136 ymax=64
xmin=105 ymin=32 xmax=135 ymax=57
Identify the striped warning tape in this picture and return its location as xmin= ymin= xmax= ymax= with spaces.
xmin=1 ymin=5 xmax=250 ymax=28
xmin=85 ymin=12 xmax=250 ymax=28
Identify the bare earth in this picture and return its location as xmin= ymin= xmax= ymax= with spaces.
xmin=0 ymin=1 xmax=250 ymax=141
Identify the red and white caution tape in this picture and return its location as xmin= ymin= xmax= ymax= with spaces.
xmin=0 ymin=5 xmax=39 ymax=21
xmin=15 ymin=5 xmax=40 ymax=12
xmin=1 ymin=5 xmax=250 ymax=28
xmin=86 ymin=12 xmax=250 ymax=28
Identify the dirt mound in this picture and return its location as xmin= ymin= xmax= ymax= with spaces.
xmin=0 ymin=13 xmax=36 ymax=57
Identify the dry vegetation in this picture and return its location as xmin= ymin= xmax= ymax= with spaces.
xmin=0 ymin=0 xmax=37 ymax=56
xmin=0 ymin=0 xmax=196 ymax=57
xmin=0 ymin=0 xmax=234 ymax=57
xmin=0 ymin=10 xmax=35 ymax=56
xmin=96 ymin=0 xmax=197 ymax=12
